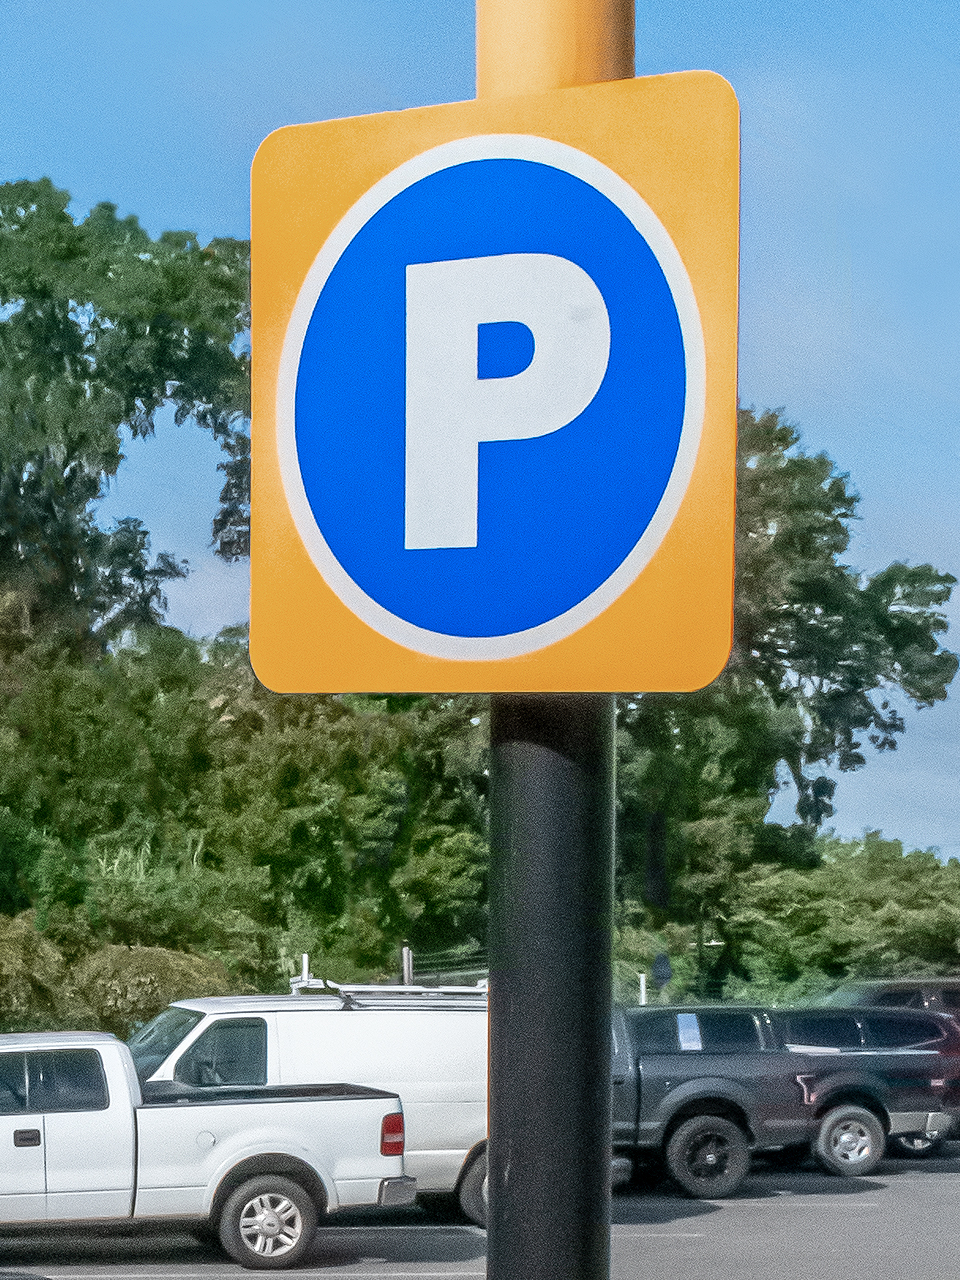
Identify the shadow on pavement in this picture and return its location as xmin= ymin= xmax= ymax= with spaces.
xmin=0 ymin=1208 xmax=487 ymax=1273
xmin=609 ymin=1150 xmax=919 ymax=1215
xmin=0 ymin=1228 xmax=217 ymax=1268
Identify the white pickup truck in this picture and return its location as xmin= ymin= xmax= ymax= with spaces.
xmin=0 ymin=1029 xmax=415 ymax=1269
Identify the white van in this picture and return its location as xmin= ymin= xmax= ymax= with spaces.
xmin=127 ymin=985 xmax=489 ymax=1223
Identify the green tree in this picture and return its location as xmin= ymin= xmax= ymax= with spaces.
xmin=194 ymin=636 xmax=489 ymax=972
xmin=722 ymin=832 xmax=960 ymax=1001
xmin=0 ymin=177 xmax=248 ymax=653
xmin=616 ymin=409 xmax=957 ymax=991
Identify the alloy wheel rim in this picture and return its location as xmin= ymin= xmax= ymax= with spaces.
xmin=239 ymin=1192 xmax=303 ymax=1256
xmin=831 ymin=1122 xmax=872 ymax=1163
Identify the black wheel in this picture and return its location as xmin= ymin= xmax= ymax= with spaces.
xmin=218 ymin=1175 xmax=318 ymax=1269
xmin=814 ymin=1106 xmax=885 ymax=1176
xmin=458 ymin=1150 xmax=488 ymax=1227
xmin=889 ymin=1133 xmax=946 ymax=1159
xmin=664 ymin=1115 xmax=750 ymax=1198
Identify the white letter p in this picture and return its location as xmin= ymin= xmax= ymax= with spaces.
xmin=404 ymin=253 xmax=610 ymax=550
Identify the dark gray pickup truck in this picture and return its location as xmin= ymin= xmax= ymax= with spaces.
xmin=611 ymin=1004 xmax=960 ymax=1197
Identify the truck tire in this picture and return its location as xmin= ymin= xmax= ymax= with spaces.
xmin=815 ymin=1106 xmax=885 ymax=1176
xmin=458 ymin=1150 xmax=488 ymax=1227
xmin=218 ymin=1175 xmax=318 ymax=1269
xmin=664 ymin=1115 xmax=750 ymax=1198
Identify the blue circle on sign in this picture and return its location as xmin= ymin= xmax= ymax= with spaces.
xmin=293 ymin=150 xmax=688 ymax=641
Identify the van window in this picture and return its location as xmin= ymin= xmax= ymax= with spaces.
xmin=0 ymin=1054 xmax=27 ymax=1114
xmin=861 ymin=1013 xmax=944 ymax=1049
xmin=128 ymin=1006 xmax=204 ymax=1081
xmin=28 ymin=1050 xmax=109 ymax=1112
xmin=174 ymin=1019 xmax=267 ymax=1087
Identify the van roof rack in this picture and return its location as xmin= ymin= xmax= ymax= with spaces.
xmin=288 ymin=955 xmax=487 ymax=1005
xmin=289 ymin=977 xmax=487 ymax=1007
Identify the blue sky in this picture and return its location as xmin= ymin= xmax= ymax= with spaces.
xmin=1 ymin=0 xmax=957 ymax=856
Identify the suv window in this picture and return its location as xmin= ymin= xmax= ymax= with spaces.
xmin=780 ymin=1013 xmax=863 ymax=1049
xmin=873 ymin=988 xmax=925 ymax=1008
xmin=860 ymin=1013 xmax=945 ymax=1049
xmin=938 ymin=989 xmax=960 ymax=1012
xmin=28 ymin=1050 xmax=109 ymax=1112
xmin=174 ymin=1018 xmax=267 ymax=1087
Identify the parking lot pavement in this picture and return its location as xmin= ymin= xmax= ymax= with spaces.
xmin=610 ymin=1143 xmax=960 ymax=1280
xmin=2 ymin=1146 xmax=960 ymax=1278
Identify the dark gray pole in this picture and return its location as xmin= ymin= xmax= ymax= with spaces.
xmin=487 ymin=693 xmax=615 ymax=1280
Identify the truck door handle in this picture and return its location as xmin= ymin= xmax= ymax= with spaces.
xmin=13 ymin=1129 xmax=40 ymax=1147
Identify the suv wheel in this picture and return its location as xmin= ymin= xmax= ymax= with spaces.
xmin=815 ymin=1106 xmax=885 ymax=1176
xmin=665 ymin=1115 xmax=750 ymax=1198
xmin=889 ymin=1133 xmax=945 ymax=1159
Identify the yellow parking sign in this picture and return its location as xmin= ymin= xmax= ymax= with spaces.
xmin=251 ymin=71 xmax=738 ymax=692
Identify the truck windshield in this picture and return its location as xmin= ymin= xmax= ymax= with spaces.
xmin=128 ymin=1006 xmax=203 ymax=1082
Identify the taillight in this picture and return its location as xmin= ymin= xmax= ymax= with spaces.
xmin=381 ymin=1111 xmax=404 ymax=1156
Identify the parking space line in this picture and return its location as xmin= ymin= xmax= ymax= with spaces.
xmin=732 ymin=1200 xmax=882 ymax=1207
xmin=32 ymin=1273 xmax=488 ymax=1279
xmin=613 ymin=1231 xmax=705 ymax=1237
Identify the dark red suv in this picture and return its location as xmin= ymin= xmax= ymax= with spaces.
xmin=814 ymin=990 xmax=960 ymax=1154
xmin=824 ymin=978 xmax=960 ymax=1016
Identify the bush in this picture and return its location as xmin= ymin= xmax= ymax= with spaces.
xmin=0 ymin=913 xmax=68 ymax=1031
xmin=69 ymin=944 xmax=240 ymax=1037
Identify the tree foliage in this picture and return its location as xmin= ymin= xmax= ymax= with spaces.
xmin=0 ymin=625 xmax=487 ymax=989
xmin=722 ymin=832 xmax=960 ymax=1002
xmin=616 ymin=409 xmax=957 ymax=988
xmin=0 ymin=178 xmax=955 ymax=1021
xmin=0 ymin=177 xmax=248 ymax=653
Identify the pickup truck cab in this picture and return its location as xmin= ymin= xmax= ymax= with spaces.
xmin=0 ymin=1031 xmax=414 ymax=1269
xmin=611 ymin=1004 xmax=960 ymax=1197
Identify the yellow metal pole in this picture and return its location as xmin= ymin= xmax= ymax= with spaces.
xmin=476 ymin=0 xmax=634 ymax=98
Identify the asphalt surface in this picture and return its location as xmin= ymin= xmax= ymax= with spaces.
xmin=1 ymin=1145 xmax=959 ymax=1278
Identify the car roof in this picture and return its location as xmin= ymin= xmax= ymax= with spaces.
xmin=171 ymin=993 xmax=486 ymax=1014
xmin=842 ymin=978 xmax=960 ymax=988
xmin=174 ymin=996 xmax=343 ymax=1013
xmin=623 ymin=1005 xmax=770 ymax=1015
xmin=0 ymin=1031 xmax=119 ymax=1048
xmin=779 ymin=1005 xmax=955 ymax=1019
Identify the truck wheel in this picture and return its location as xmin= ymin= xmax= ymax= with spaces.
xmin=218 ymin=1175 xmax=318 ymax=1269
xmin=458 ymin=1150 xmax=488 ymax=1227
xmin=664 ymin=1115 xmax=750 ymax=1198
xmin=815 ymin=1106 xmax=885 ymax=1176
xmin=889 ymin=1133 xmax=945 ymax=1159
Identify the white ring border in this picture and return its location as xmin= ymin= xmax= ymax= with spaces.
xmin=276 ymin=134 xmax=706 ymax=661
